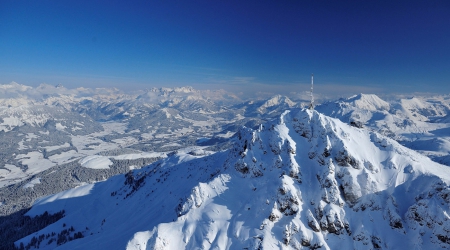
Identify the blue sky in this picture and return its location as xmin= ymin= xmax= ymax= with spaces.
xmin=1 ymin=1 xmax=449 ymax=97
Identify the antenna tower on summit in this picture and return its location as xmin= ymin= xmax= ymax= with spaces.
xmin=308 ymin=73 xmax=314 ymax=110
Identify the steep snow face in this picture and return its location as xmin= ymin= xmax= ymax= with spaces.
xmin=17 ymin=109 xmax=450 ymax=250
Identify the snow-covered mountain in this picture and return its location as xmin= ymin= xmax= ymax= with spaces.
xmin=316 ymin=93 xmax=450 ymax=166
xmin=0 ymin=82 xmax=299 ymax=220
xmin=315 ymin=94 xmax=390 ymax=128
xmin=13 ymin=109 xmax=450 ymax=249
xmin=0 ymin=82 xmax=241 ymax=133
xmin=316 ymin=93 xmax=450 ymax=131
xmin=2 ymin=82 xmax=450 ymax=249
xmin=232 ymin=94 xmax=297 ymax=119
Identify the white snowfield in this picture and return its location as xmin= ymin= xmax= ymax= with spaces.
xmin=78 ymin=152 xmax=168 ymax=170
xmin=7 ymin=151 xmax=56 ymax=186
xmin=17 ymin=109 xmax=450 ymax=249
xmin=78 ymin=155 xmax=113 ymax=169
xmin=111 ymin=152 xmax=166 ymax=160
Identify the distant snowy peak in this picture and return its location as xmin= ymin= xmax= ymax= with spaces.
xmin=172 ymin=86 xmax=196 ymax=93
xmin=315 ymin=93 xmax=391 ymax=128
xmin=317 ymin=93 xmax=450 ymax=128
xmin=392 ymin=97 xmax=448 ymax=121
xmin=0 ymin=83 xmax=242 ymax=114
xmin=149 ymin=86 xmax=197 ymax=95
xmin=316 ymin=93 xmax=389 ymax=114
xmin=237 ymin=95 xmax=298 ymax=116
xmin=259 ymin=95 xmax=296 ymax=109
xmin=0 ymin=82 xmax=124 ymax=107
xmin=140 ymin=86 xmax=238 ymax=102
xmin=346 ymin=93 xmax=390 ymax=111
xmin=132 ymin=87 xmax=241 ymax=112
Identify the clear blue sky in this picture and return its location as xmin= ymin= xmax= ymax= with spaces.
xmin=1 ymin=1 xmax=449 ymax=96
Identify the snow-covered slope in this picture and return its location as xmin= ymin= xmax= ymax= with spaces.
xmin=316 ymin=94 xmax=391 ymax=129
xmin=315 ymin=93 xmax=450 ymax=132
xmin=233 ymin=95 xmax=297 ymax=120
xmin=16 ymin=109 xmax=450 ymax=249
xmin=346 ymin=93 xmax=390 ymax=111
xmin=392 ymin=97 xmax=448 ymax=122
xmin=316 ymin=94 xmax=450 ymax=166
xmin=256 ymin=95 xmax=297 ymax=113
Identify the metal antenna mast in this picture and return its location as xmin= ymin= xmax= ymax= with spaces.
xmin=309 ymin=73 xmax=314 ymax=110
